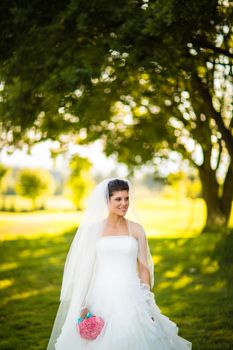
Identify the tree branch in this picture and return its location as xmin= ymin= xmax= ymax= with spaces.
xmin=214 ymin=138 xmax=223 ymax=172
xmin=192 ymin=72 xmax=233 ymax=161
xmin=193 ymin=36 xmax=233 ymax=59
xmin=221 ymin=158 xmax=233 ymax=219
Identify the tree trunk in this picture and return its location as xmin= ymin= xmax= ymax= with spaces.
xmin=189 ymin=70 xmax=233 ymax=231
xmin=193 ymin=73 xmax=233 ymax=165
xmin=0 ymin=194 xmax=6 ymax=211
xmin=198 ymin=164 xmax=233 ymax=232
xmin=220 ymin=161 xmax=233 ymax=225
xmin=31 ymin=197 xmax=37 ymax=211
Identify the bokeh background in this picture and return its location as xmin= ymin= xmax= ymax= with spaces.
xmin=0 ymin=1 xmax=232 ymax=349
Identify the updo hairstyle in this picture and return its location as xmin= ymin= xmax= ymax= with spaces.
xmin=107 ymin=179 xmax=129 ymax=198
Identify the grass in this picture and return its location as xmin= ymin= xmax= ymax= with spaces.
xmin=0 ymin=195 xmax=75 ymax=212
xmin=0 ymin=211 xmax=82 ymax=241
xmin=0 ymin=197 xmax=233 ymax=349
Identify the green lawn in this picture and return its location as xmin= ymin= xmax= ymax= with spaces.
xmin=0 ymin=199 xmax=233 ymax=349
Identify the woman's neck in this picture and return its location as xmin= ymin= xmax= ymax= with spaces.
xmin=106 ymin=214 xmax=126 ymax=227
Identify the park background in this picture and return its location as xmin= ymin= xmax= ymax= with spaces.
xmin=0 ymin=0 xmax=232 ymax=349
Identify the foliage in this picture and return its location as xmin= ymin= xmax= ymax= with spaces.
xmin=0 ymin=163 xmax=9 ymax=192
xmin=185 ymin=176 xmax=202 ymax=200
xmin=0 ymin=164 xmax=11 ymax=211
xmin=0 ymin=0 xmax=232 ymax=229
xmin=15 ymin=168 xmax=55 ymax=209
xmin=166 ymin=171 xmax=202 ymax=199
xmin=0 ymin=1 xmax=231 ymax=148
xmin=67 ymin=155 xmax=94 ymax=209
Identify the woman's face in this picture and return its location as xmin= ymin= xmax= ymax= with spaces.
xmin=108 ymin=190 xmax=129 ymax=216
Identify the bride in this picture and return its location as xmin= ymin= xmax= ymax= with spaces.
xmin=47 ymin=178 xmax=192 ymax=350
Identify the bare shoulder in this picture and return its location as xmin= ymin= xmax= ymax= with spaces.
xmin=128 ymin=220 xmax=144 ymax=239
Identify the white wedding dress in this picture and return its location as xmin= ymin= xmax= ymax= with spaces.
xmin=54 ymin=234 xmax=192 ymax=350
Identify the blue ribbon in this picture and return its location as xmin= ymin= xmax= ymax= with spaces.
xmin=77 ymin=312 xmax=93 ymax=324
xmin=77 ymin=317 xmax=83 ymax=324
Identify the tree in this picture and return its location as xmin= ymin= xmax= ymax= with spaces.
xmin=67 ymin=155 xmax=94 ymax=209
xmin=15 ymin=168 xmax=54 ymax=210
xmin=0 ymin=164 xmax=8 ymax=189
xmin=166 ymin=171 xmax=188 ymax=199
xmin=0 ymin=164 xmax=9 ymax=210
xmin=0 ymin=0 xmax=232 ymax=230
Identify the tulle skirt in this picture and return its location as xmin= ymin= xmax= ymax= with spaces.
xmin=54 ymin=272 xmax=192 ymax=350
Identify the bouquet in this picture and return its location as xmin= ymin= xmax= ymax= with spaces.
xmin=76 ymin=311 xmax=104 ymax=340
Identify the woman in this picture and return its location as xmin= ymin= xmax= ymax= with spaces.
xmin=47 ymin=178 xmax=192 ymax=350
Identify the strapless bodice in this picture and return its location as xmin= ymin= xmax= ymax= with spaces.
xmin=91 ymin=235 xmax=140 ymax=289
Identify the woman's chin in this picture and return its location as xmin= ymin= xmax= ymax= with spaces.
xmin=119 ymin=210 xmax=127 ymax=216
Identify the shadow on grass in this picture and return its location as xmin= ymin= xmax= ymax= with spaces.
xmin=0 ymin=227 xmax=76 ymax=350
xmin=0 ymin=229 xmax=232 ymax=350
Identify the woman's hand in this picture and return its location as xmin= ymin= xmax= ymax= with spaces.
xmin=80 ymin=307 xmax=89 ymax=318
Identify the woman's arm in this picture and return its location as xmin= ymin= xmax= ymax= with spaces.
xmin=133 ymin=222 xmax=152 ymax=290
xmin=80 ymin=306 xmax=89 ymax=318
xmin=137 ymin=259 xmax=151 ymax=288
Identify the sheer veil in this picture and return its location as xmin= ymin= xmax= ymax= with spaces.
xmin=47 ymin=178 xmax=154 ymax=350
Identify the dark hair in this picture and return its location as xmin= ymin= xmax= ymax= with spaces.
xmin=108 ymin=179 xmax=129 ymax=197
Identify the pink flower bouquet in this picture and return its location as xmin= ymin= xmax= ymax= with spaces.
xmin=77 ymin=312 xmax=104 ymax=340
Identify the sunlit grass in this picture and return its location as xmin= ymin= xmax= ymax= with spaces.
xmin=0 ymin=195 xmax=75 ymax=211
xmin=136 ymin=196 xmax=206 ymax=237
xmin=1 ymin=195 xmax=233 ymax=241
xmin=0 ymin=279 xmax=13 ymax=290
xmin=0 ymin=196 xmax=211 ymax=241
xmin=0 ymin=211 xmax=82 ymax=241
